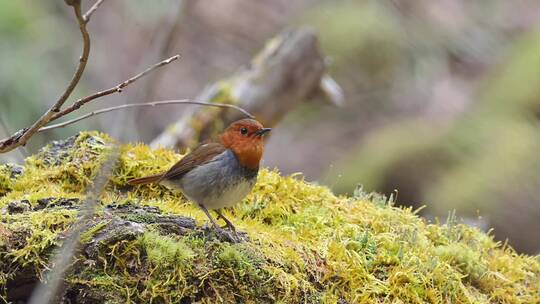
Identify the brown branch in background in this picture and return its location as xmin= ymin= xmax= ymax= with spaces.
xmin=150 ymin=27 xmax=342 ymax=150
xmin=39 ymin=100 xmax=254 ymax=132
xmin=49 ymin=54 xmax=180 ymax=121
xmin=0 ymin=0 xmax=90 ymax=154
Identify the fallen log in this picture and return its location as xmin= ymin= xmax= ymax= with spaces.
xmin=150 ymin=27 xmax=343 ymax=149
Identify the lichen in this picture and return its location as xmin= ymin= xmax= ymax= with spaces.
xmin=0 ymin=131 xmax=538 ymax=303
xmin=0 ymin=164 xmax=22 ymax=197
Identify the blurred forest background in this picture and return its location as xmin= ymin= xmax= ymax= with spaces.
xmin=1 ymin=0 xmax=540 ymax=253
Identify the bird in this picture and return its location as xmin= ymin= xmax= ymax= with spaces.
xmin=127 ymin=118 xmax=271 ymax=240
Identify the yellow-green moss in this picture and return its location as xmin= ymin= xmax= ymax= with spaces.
xmin=7 ymin=209 xmax=77 ymax=267
xmin=0 ymin=131 xmax=539 ymax=303
xmin=323 ymin=29 xmax=540 ymax=254
xmin=139 ymin=231 xmax=195 ymax=265
xmin=0 ymin=165 xmax=13 ymax=196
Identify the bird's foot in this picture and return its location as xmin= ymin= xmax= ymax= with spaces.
xmin=221 ymin=222 xmax=237 ymax=233
xmin=216 ymin=227 xmax=241 ymax=243
xmin=203 ymin=224 xmax=247 ymax=243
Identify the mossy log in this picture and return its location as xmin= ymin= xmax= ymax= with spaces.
xmin=0 ymin=132 xmax=539 ymax=303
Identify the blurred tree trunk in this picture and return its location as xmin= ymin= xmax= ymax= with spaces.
xmin=150 ymin=27 xmax=331 ymax=150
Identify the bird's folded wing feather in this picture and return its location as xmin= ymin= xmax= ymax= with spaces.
xmin=162 ymin=142 xmax=226 ymax=180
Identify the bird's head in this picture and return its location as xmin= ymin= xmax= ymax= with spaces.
xmin=220 ymin=118 xmax=271 ymax=169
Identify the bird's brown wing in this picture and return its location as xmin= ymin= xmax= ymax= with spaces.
xmin=128 ymin=173 xmax=163 ymax=185
xmin=161 ymin=142 xmax=226 ymax=181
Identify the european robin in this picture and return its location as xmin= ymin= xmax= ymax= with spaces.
xmin=128 ymin=119 xmax=271 ymax=240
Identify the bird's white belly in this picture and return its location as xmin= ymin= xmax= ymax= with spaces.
xmin=200 ymin=179 xmax=253 ymax=209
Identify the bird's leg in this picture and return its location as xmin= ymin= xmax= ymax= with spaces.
xmin=199 ymin=205 xmax=239 ymax=243
xmin=214 ymin=209 xmax=237 ymax=232
xmin=215 ymin=213 xmax=227 ymax=227
xmin=198 ymin=204 xmax=221 ymax=231
xmin=215 ymin=209 xmax=241 ymax=242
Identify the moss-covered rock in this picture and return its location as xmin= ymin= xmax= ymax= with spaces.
xmin=325 ymin=29 xmax=540 ymax=254
xmin=0 ymin=132 xmax=538 ymax=303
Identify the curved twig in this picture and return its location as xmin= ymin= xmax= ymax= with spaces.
xmin=0 ymin=1 xmax=90 ymax=153
xmin=39 ymin=100 xmax=255 ymax=132
xmin=0 ymin=1 xmax=180 ymax=154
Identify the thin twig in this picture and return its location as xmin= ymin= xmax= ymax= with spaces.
xmin=49 ymin=54 xmax=180 ymax=121
xmin=28 ymin=148 xmax=120 ymax=304
xmin=83 ymin=0 xmax=106 ymax=23
xmin=39 ymin=100 xmax=255 ymax=132
xmin=0 ymin=1 xmax=91 ymax=153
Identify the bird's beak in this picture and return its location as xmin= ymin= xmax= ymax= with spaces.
xmin=254 ymin=128 xmax=272 ymax=137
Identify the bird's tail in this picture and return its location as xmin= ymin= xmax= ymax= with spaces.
xmin=127 ymin=173 xmax=163 ymax=186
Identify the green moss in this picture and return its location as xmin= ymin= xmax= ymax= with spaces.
xmin=1 ymin=132 xmax=113 ymax=206
xmin=323 ymin=29 xmax=540 ymax=254
xmin=6 ymin=210 xmax=76 ymax=266
xmin=0 ymin=132 xmax=539 ymax=303
xmin=0 ymin=208 xmax=77 ymax=299
xmin=434 ymin=243 xmax=487 ymax=284
xmin=80 ymin=221 xmax=109 ymax=244
xmin=0 ymin=165 xmax=13 ymax=197
xmin=139 ymin=231 xmax=194 ymax=265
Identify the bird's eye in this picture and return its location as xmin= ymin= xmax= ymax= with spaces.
xmin=240 ymin=127 xmax=248 ymax=135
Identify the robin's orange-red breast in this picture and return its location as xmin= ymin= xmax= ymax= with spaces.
xmin=128 ymin=119 xmax=271 ymax=241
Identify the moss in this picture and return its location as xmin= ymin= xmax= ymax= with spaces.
xmin=323 ymin=29 xmax=540 ymax=253
xmin=139 ymin=231 xmax=195 ymax=265
xmin=0 ymin=165 xmax=13 ymax=197
xmin=80 ymin=221 xmax=109 ymax=244
xmin=5 ymin=209 xmax=76 ymax=267
xmin=0 ymin=132 xmax=539 ymax=303
xmin=0 ymin=164 xmax=23 ymax=197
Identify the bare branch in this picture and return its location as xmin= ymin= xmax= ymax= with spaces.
xmin=83 ymin=0 xmax=106 ymax=23
xmin=0 ymin=2 xmax=173 ymax=154
xmin=49 ymin=54 xmax=180 ymax=121
xmin=39 ymin=100 xmax=254 ymax=132
xmin=0 ymin=1 xmax=90 ymax=153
